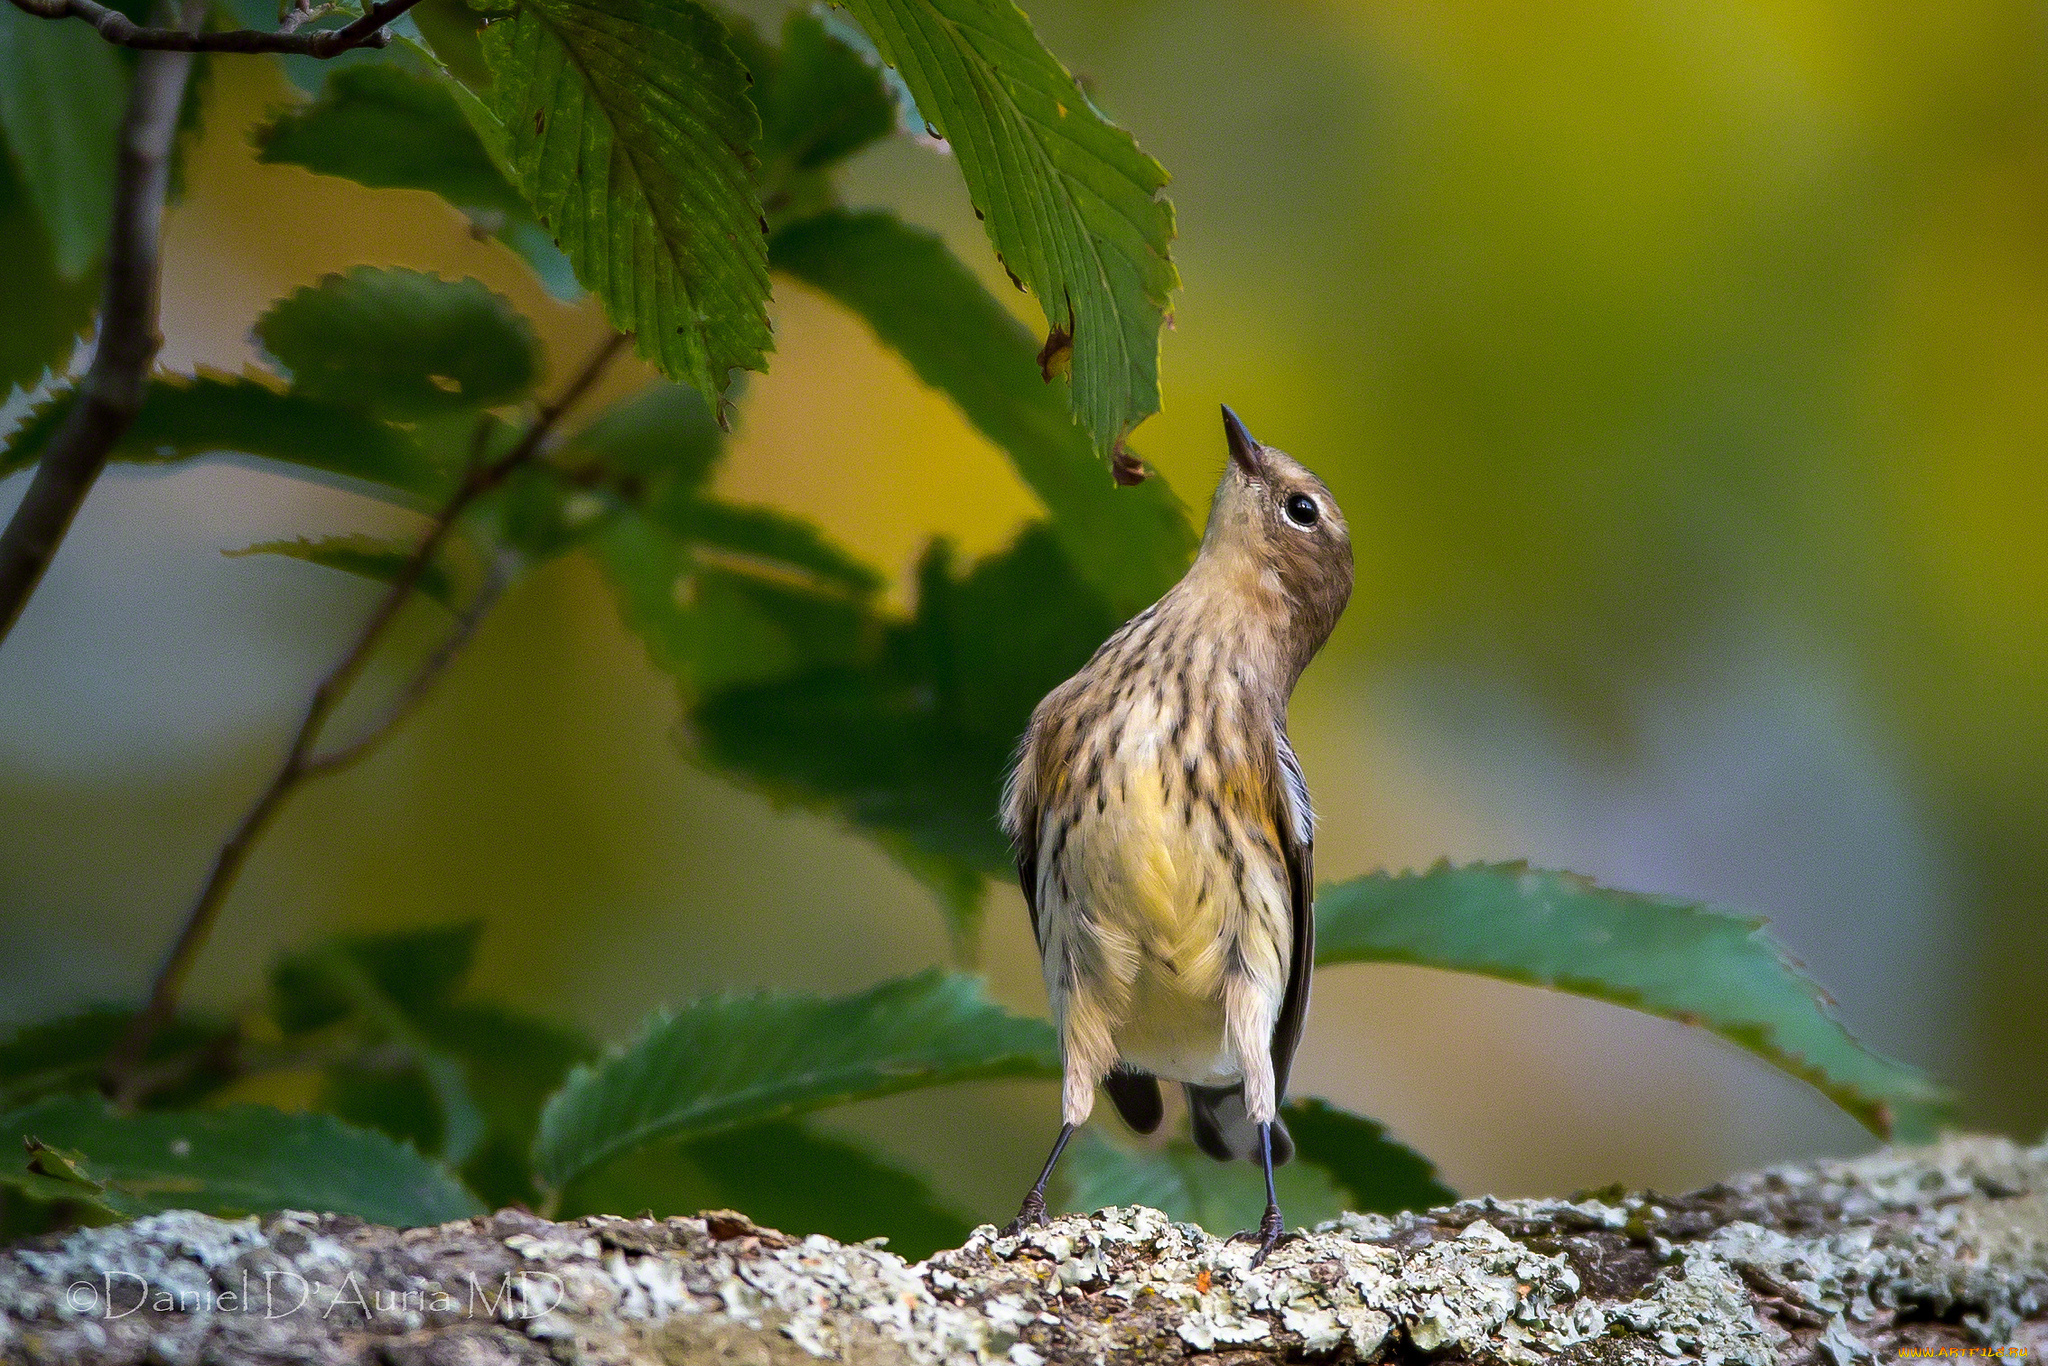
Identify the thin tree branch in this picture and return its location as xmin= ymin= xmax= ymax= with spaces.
xmin=298 ymin=552 xmax=516 ymax=781
xmin=5 ymin=0 xmax=425 ymax=55
xmin=0 ymin=29 xmax=193 ymax=647
xmin=101 ymin=332 xmax=631 ymax=1098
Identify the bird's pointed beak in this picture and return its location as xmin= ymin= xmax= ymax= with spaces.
xmin=1221 ymin=405 xmax=1265 ymax=476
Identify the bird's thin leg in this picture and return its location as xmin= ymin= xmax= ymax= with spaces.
xmin=1250 ymin=1122 xmax=1284 ymax=1266
xmin=1004 ymin=1122 xmax=1075 ymax=1235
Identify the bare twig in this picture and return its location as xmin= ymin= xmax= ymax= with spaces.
xmin=0 ymin=30 xmax=193 ymax=646
xmin=5 ymin=0 xmax=425 ymax=55
xmin=299 ymin=552 xmax=516 ymax=780
xmin=102 ymin=332 xmax=631 ymax=1097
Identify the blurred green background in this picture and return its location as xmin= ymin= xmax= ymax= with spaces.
xmin=3 ymin=0 xmax=2043 ymax=1221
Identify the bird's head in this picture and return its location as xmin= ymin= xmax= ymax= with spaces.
xmin=1200 ymin=406 xmax=1355 ymax=662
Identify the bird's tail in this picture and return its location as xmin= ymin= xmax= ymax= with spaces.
xmin=1185 ymin=1083 xmax=1293 ymax=1165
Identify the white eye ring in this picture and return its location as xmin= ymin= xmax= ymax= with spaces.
xmin=1284 ymin=493 xmax=1320 ymax=528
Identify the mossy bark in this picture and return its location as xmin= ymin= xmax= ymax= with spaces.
xmin=1 ymin=1135 xmax=2042 ymax=1366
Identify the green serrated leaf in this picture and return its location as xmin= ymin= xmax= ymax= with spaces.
xmin=692 ymin=524 xmax=1120 ymax=884
xmin=0 ymin=1007 xmax=227 ymax=1112
xmin=1060 ymin=1127 xmax=1348 ymax=1236
xmin=834 ymin=0 xmax=1177 ymax=451
xmin=0 ymin=130 xmax=99 ymax=393
xmin=663 ymin=500 xmax=882 ymax=598
xmin=0 ymin=1096 xmax=484 ymax=1224
xmin=254 ymin=62 xmax=528 ymax=215
xmin=533 ymin=969 xmax=1056 ymax=1190
xmin=2 ymin=370 xmax=447 ymax=503
xmin=252 ymin=62 xmax=581 ymax=299
xmin=772 ymin=210 xmax=1193 ymax=611
xmin=255 ymin=267 xmax=541 ymax=418
xmin=559 ymin=1118 xmax=973 ymax=1260
xmin=303 ymin=945 xmax=490 ymax=1168
xmin=1315 ymin=862 xmax=1953 ymax=1142
xmin=271 ymin=922 xmax=484 ymax=1035
xmin=5 ymin=1139 xmax=117 ymax=1214
xmin=592 ymin=502 xmax=873 ymax=691
xmin=480 ymin=0 xmax=771 ymax=400
xmin=224 ymin=536 xmax=464 ymax=611
xmin=419 ymin=1003 xmax=596 ymax=1209
xmin=1282 ymin=1099 xmax=1454 ymax=1216
xmin=565 ymin=379 xmax=722 ymax=490
xmin=0 ymin=3 xmax=125 ymax=279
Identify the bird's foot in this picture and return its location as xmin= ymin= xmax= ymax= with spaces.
xmin=1229 ymin=1204 xmax=1287 ymax=1267
xmin=1002 ymin=1190 xmax=1050 ymax=1238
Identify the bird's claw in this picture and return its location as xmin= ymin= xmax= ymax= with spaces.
xmin=1002 ymin=1191 xmax=1050 ymax=1238
xmin=1230 ymin=1206 xmax=1288 ymax=1267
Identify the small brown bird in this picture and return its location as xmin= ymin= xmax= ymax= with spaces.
xmin=1001 ymin=406 xmax=1353 ymax=1262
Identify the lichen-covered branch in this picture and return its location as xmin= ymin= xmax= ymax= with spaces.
xmin=2 ymin=1136 xmax=2043 ymax=1366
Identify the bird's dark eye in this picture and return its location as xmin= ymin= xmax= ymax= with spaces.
xmin=1284 ymin=493 xmax=1320 ymax=527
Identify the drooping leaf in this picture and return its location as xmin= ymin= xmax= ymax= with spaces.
xmin=480 ymin=0 xmax=771 ymax=400
xmin=1060 ymin=1127 xmax=1348 ymax=1236
xmin=560 ymin=1118 xmax=974 ymax=1260
xmin=0 ymin=1096 xmax=484 ymax=1225
xmin=1315 ymin=863 xmax=1952 ymax=1142
xmin=0 ymin=3 xmax=124 ymax=279
xmin=772 ymin=210 xmax=1192 ymax=611
xmin=1 ymin=371 xmax=446 ymax=503
xmin=255 ymin=267 xmax=541 ymax=418
xmin=1282 ymin=1099 xmax=1454 ymax=1216
xmin=224 ymin=535 xmax=464 ymax=612
xmin=0 ymin=1007 xmax=227 ymax=1112
xmin=693 ymin=525 xmax=1120 ymax=889
xmin=0 ymin=131 xmax=99 ymax=393
xmin=833 ymin=0 xmax=1177 ymax=451
xmin=533 ymin=969 xmax=1057 ymax=1190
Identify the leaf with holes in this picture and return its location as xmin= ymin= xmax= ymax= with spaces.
xmin=255 ymin=268 xmax=541 ymax=419
xmin=479 ymin=0 xmax=771 ymax=401
xmin=834 ymin=0 xmax=1177 ymax=451
xmin=1314 ymin=862 xmax=1952 ymax=1141
xmin=532 ymin=970 xmax=1056 ymax=1189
